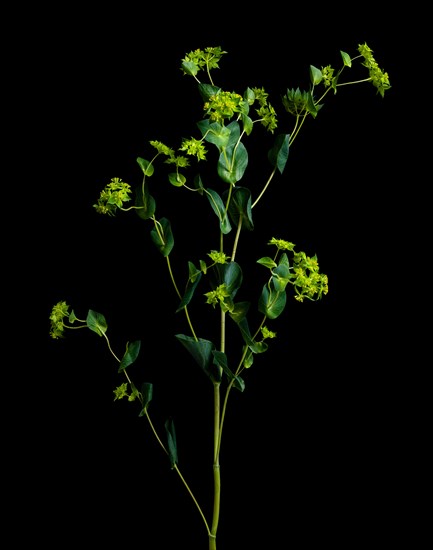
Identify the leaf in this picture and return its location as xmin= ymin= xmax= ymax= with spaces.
xmin=165 ymin=418 xmax=178 ymax=469
xmin=202 ymin=121 xmax=231 ymax=150
xmin=197 ymin=83 xmax=221 ymax=102
xmin=150 ymin=217 xmax=174 ymax=257
xmin=236 ymin=317 xmax=268 ymax=354
xmin=212 ymin=350 xmax=245 ymax=392
xmin=224 ymin=187 xmax=254 ymax=231
xmin=118 ymin=340 xmax=141 ymax=372
xmin=272 ymin=263 xmax=290 ymax=292
xmin=340 ymin=50 xmax=352 ymax=67
xmin=267 ymin=134 xmax=290 ymax=174
xmin=135 ymin=183 xmax=156 ymax=220
xmin=215 ymin=261 xmax=243 ymax=298
xmin=168 ymin=172 xmax=186 ymax=187
xmin=175 ymin=334 xmax=220 ymax=382
xmin=181 ymin=60 xmax=199 ymax=76
xmin=136 ymin=157 xmax=155 ymax=177
xmin=309 ymin=64 xmax=323 ymax=85
xmin=176 ymin=266 xmax=203 ymax=312
xmin=228 ymin=301 xmax=250 ymax=324
xmin=217 ymin=142 xmax=248 ymax=185
xmin=86 ymin=310 xmax=107 ymax=336
xmin=257 ymin=257 xmax=277 ymax=269
xmin=206 ymin=188 xmax=232 ymax=234
xmin=258 ymin=283 xmax=287 ymax=319
xmin=138 ymin=382 xmax=153 ymax=417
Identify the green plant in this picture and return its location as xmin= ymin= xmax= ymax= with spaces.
xmin=49 ymin=43 xmax=390 ymax=549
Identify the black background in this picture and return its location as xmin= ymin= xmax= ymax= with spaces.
xmin=24 ymin=6 xmax=420 ymax=549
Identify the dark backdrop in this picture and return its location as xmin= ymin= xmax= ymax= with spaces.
xmin=25 ymin=7 xmax=414 ymax=549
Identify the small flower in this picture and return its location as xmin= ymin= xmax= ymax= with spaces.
xmin=268 ymin=238 xmax=295 ymax=251
xmin=49 ymin=301 xmax=70 ymax=339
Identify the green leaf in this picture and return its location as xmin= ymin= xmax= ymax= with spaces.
xmin=138 ymin=382 xmax=153 ymax=417
xmin=224 ymin=186 xmax=254 ymax=231
xmin=258 ymin=283 xmax=287 ymax=319
xmin=212 ymin=350 xmax=245 ymax=392
xmin=150 ymin=217 xmax=174 ymax=257
xmin=135 ymin=184 xmax=156 ymax=220
xmin=241 ymin=114 xmax=253 ymax=135
xmin=136 ymin=157 xmax=155 ymax=177
xmin=197 ymin=83 xmax=221 ymax=102
xmin=176 ymin=265 xmax=203 ymax=312
xmin=206 ymin=188 xmax=232 ymax=234
xmin=215 ymin=261 xmax=243 ymax=298
xmin=118 ymin=340 xmax=141 ymax=372
xmin=257 ymin=257 xmax=277 ymax=269
xmin=168 ymin=172 xmax=186 ymax=187
xmin=165 ymin=418 xmax=178 ymax=469
xmin=267 ymin=134 xmax=290 ymax=174
xmin=228 ymin=301 xmax=250 ymax=324
xmin=340 ymin=50 xmax=352 ymax=67
xmin=217 ymin=142 xmax=248 ymax=185
xmin=181 ymin=60 xmax=199 ymax=76
xmin=202 ymin=121 xmax=231 ymax=150
xmin=86 ymin=310 xmax=107 ymax=336
xmin=175 ymin=334 xmax=220 ymax=382
xmin=309 ymin=64 xmax=323 ymax=85
xmin=272 ymin=263 xmax=290 ymax=292
xmin=237 ymin=317 xmax=268 ymax=354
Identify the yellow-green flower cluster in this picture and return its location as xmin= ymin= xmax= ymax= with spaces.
xmin=113 ymin=382 xmax=140 ymax=402
xmin=204 ymin=91 xmax=244 ymax=123
xmin=93 ymin=177 xmax=132 ymax=216
xmin=179 ymin=138 xmax=207 ymax=161
xmin=252 ymin=87 xmax=278 ymax=133
xmin=292 ymin=251 xmax=328 ymax=302
xmin=49 ymin=301 xmax=71 ymax=339
xmin=320 ymin=65 xmax=335 ymax=87
xmin=358 ymin=43 xmax=391 ymax=97
xmin=268 ymin=237 xmax=295 ymax=251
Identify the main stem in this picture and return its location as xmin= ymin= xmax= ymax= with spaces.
xmin=209 ymin=381 xmax=221 ymax=550
xmin=208 ymin=307 xmax=226 ymax=549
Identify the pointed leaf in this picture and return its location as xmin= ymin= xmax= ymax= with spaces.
xmin=215 ymin=261 xmax=243 ymax=297
xmin=217 ymin=142 xmax=248 ymax=185
xmin=168 ymin=172 xmax=186 ymax=187
xmin=228 ymin=301 xmax=250 ymax=324
xmin=237 ymin=317 xmax=268 ymax=354
xmin=206 ymin=188 xmax=232 ymax=234
xmin=86 ymin=310 xmax=107 ymax=336
xmin=135 ymin=183 xmax=156 ymax=220
xmin=138 ymin=382 xmax=153 ymax=417
xmin=268 ymin=134 xmax=290 ymax=174
xmin=257 ymin=257 xmax=277 ymax=269
xmin=136 ymin=157 xmax=155 ymax=177
xmin=258 ymin=283 xmax=287 ymax=319
xmin=175 ymin=334 xmax=220 ymax=382
xmin=197 ymin=83 xmax=221 ymax=102
xmin=272 ymin=263 xmax=290 ymax=292
xmin=212 ymin=350 xmax=245 ymax=392
xmin=118 ymin=340 xmax=141 ymax=372
xmin=165 ymin=418 xmax=178 ymax=469
xmin=224 ymin=187 xmax=254 ymax=231
xmin=176 ymin=268 xmax=203 ymax=312
xmin=150 ymin=217 xmax=174 ymax=257
xmin=202 ymin=121 xmax=231 ymax=149
xmin=309 ymin=64 xmax=323 ymax=85
xmin=340 ymin=50 xmax=352 ymax=67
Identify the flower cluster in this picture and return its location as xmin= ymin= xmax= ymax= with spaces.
xmin=49 ymin=301 xmax=71 ymax=339
xmin=204 ymin=91 xmax=244 ymax=123
xmin=93 ymin=177 xmax=132 ymax=216
xmin=251 ymin=87 xmax=278 ymax=133
xmin=358 ymin=43 xmax=391 ymax=97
